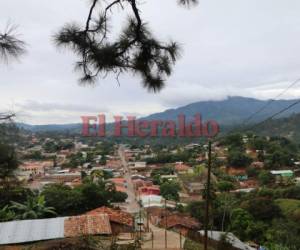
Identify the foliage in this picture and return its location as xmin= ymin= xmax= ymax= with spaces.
xmin=193 ymin=164 xmax=206 ymax=176
xmin=248 ymin=137 xmax=267 ymax=151
xmin=42 ymin=180 xmax=127 ymax=216
xmin=42 ymin=184 xmax=84 ymax=215
xmin=151 ymin=166 xmax=174 ymax=185
xmin=241 ymin=197 xmax=281 ymax=221
xmin=264 ymin=149 xmax=295 ymax=169
xmin=23 ymin=150 xmax=45 ymax=160
xmin=222 ymin=133 xmax=244 ymax=149
xmin=258 ymin=170 xmax=274 ymax=186
xmin=66 ymin=152 xmax=86 ymax=168
xmin=0 ymin=185 xmax=32 ymax=208
xmin=230 ymin=208 xmax=254 ymax=241
xmin=55 ymin=0 xmax=198 ymax=91
xmin=160 ymin=181 xmax=181 ymax=201
xmin=0 ymin=143 xmax=18 ymax=180
xmin=227 ymin=150 xmax=252 ymax=167
xmin=0 ymin=205 xmax=15 ymax=222
xmin=184 ymin=238 xmax=214 ymax=250
xmin=10 ymin=195 xmax=57 ymax=220
xmin=43 ymin=140 xmax=74 ymax=153
xmin=265 ymin=219 xmax=300 ymax=250
xmin=146 ymin=151 xmax=193 ymax=164
xmin=275 ymin=199 xmax=300 ymax=221
xmin=186 ymin=201 xmax=206 ymax=222
xmin=217 ymin=181 xmax=235 ymax=192
xmin=246 ymin=166 xmax=259 ymax=178
xmin=214 ymin=193 xmax=237 ymax=231
xmin=0 ymin=24 xmax=26 ymax=62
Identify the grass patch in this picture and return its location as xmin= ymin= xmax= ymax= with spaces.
xmin=275 ymin=199 xmax=300 ymax=220
xmin=184 ymin=238 xmax=215 ymax=250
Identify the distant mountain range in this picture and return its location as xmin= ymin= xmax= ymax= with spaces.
xmin=17 ymin=96 xmax=300 ymax=134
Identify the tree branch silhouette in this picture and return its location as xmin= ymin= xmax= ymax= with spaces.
xmin=55 ymin=0 xmax=198 ymax=92
xmin=0 ymin=23 xmax=26 ymax=62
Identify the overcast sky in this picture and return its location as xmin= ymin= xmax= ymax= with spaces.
xmin=1 ymin=0 xmax=300 ymax=124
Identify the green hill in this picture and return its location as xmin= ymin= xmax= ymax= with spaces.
xmin=250 ymin=113 xmax=300 ymax=141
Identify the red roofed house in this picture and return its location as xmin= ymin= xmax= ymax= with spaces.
xmin=86 ymin=207 xmax=134 ymax=235
xmin=64 ymin=214 xmax=112 ymax=237
xmin=137 ymin=185 xmax=160 ymax=196
xmin=175 ymin=162 xmax=191 ymax=174
xmin=158 ymin=213 xmax=201 ymax=236
xmin=110 ymin=178 xmax=127 ymax=191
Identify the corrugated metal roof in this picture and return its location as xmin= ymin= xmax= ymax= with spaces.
xmin=0 ymin=217 xmax=65 ymax=245
xmin=271 ymin=170 xmax=294 ymax=175
xmin=198 ymin=230 xmax=255 ymax=250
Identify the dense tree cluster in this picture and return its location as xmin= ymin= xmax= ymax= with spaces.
xmin=42 ymin=180 xmax=127 ymax=216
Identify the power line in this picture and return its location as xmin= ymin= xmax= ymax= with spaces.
xmin=241 ymin=77 xmax=300 ymax=126
xmin=246 ymin=98 xmax=300 ymax=131
xmin=226 ymin=77 xmax=300 ymax=135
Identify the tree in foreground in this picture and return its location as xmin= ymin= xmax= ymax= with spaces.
xmin=55 ymin=0 xmax=198 ymax=92
xmin=10 ymin=195 xmax=57 ymax=220
xmin=0 ymin=143 xmax=18 ymax=185
xmin=0 ymin=23 xmax=26 ymax=63
xmin=0 ymin=23 xmax=26 ymax=121
xmin=160 ymin=181 xmax=181 ymax=201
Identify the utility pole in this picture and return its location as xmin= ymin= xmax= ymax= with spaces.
xmin=204 ymin=140 xmax=212 ymax=250
xmin=179 ymin=230 xmax=182 ymax=249
xmin=165 ymin=198 xmax=168 ymax=249
xmin=152 ymin=231 xmax=154 ymax=249
xmin=139 ymin=207 xmax=142 ymax=240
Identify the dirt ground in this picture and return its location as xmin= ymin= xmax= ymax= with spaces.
xmin=141 ymin=223 xmax=185 ymax=250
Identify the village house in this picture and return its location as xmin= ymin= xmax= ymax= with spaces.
xmin=226 ymin=167 xmax=248 ymax=181
xmin=105 ymin=159 xmax=122 ymax=170
xmin=85 ymin=207 xmax=134 ymax=235
xmin=0 ymin=215 xmax=112 ymax=249
xmin=17 ymin=161 xmax=53 ymax=180
xmin=184 ymin=182 xmax=205 ymax=195
xmin=271 ymin=170 xmax=294 ymax=184
xmin=174 ymin=162 xmax=192 ymax=174
xmin=146 ymin=207 xmax=172 ymax=225
xmin=137 ymin=185 xmax=160 ymax=196
xmin=109 ymin=178 xmax=127 ymax=192
xmin=129 ymin=161 xmax=147 ymax=171
xmin=250 ymin=161 xmax=264 ymax=169
xmin=42 ymin=170 xmax=82 ymax=184
xmin=146 ymin=207 xmax=201 ymax=236
xmin=159 ymin=213 xmax=201 ymax=236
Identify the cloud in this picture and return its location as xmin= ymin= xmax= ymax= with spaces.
xmin=16 ymin=100 xmax=107 ymax=113
xmin=1 ymin=0 xmax=300 ymax=124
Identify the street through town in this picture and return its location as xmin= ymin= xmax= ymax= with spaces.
xmin=118 ymin=145 xmax=140 ymax=214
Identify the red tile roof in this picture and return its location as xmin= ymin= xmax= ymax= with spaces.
xmin=86 ymin=207 xmax=133 ymax=227
xmin=175 ymin=163 xmax=190 ymax=172
xmin=110 ymin=178 xmax=126 ymax=184
xmin=159 ymin=214 xmax=201 ymax=230
xmin=64 ymin=214 xmax=112 ymax=237
xmin=115 ymin=185 xmax=127 ymax=193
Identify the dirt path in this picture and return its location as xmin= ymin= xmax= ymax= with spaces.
xmin=142 ymin=223 xmax=185 ymax=250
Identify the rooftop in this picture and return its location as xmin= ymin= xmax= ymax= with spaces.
xmin=0 ymin=215 xmax=112 ymax=246
xmin=198 ymin=230 xmax=255 ymax=250
xmin=85 ymin=207 xmax=133 ymax=227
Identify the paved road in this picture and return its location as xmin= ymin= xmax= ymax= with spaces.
xmin=118 ymin=146 xmax=185 ymax=249
xmin=118 ymin=146 xmax=140 ymax=214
